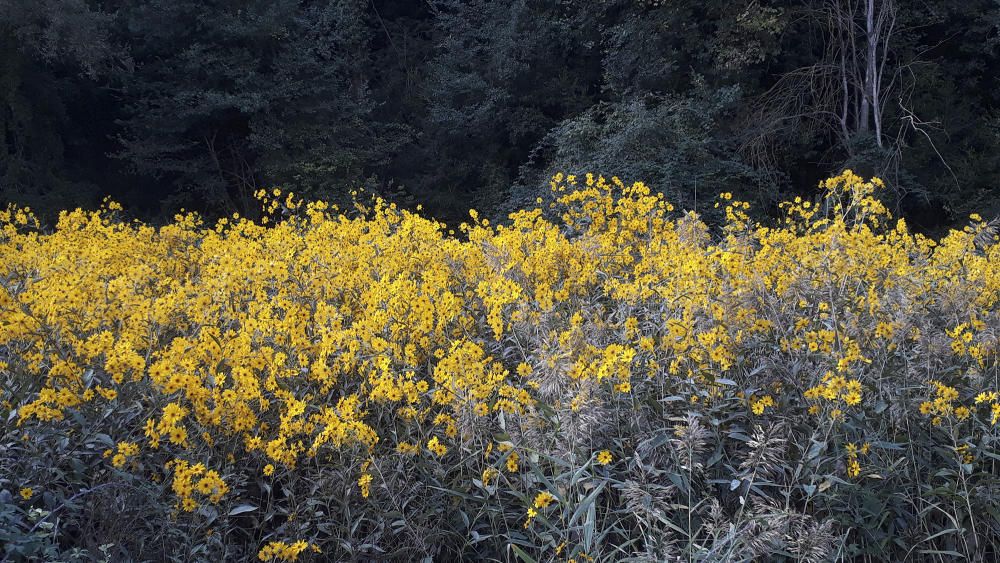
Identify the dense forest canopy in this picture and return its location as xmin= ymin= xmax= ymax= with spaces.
xmin=1 ymin=0 xmax=998 ymax=228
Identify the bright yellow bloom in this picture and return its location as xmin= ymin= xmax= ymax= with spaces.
xmin=258 ymin=540 xmax=315 ymax=562
xmin=358 ymin=472 xmax=373 ymax=498
xmin=533 ymin=491 xmax=557 ymax=509
xmin=524 ymin=507 xmax=538 ymax=528
xmin=506 ymin=451 xmax=520 ymax=473
xmin=974 ymin=392 xmax=998 ymax=404
xmin=3 ymin=170 xmax=999 ymax=557
xmin=843 ymin=391 xmax=862 ymax=406
xmin=596 ymin=450 xmax=612 ymax=465
xmin=427 ymin=436 xmax=448 ymax=457
xmin=750 ymin=395 xmax=775 ymax=415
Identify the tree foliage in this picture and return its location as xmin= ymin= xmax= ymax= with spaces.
xmin=0 ymin=0 xmax=998 ymax=225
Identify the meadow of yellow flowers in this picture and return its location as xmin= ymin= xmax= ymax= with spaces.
xmin=2 ymin=171 xmax=999 ymax=561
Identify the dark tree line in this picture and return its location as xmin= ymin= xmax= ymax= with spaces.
xmin=2 ymin=0 xmax=998 ymax=228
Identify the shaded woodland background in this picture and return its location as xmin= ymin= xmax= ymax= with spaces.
xmin=2 ymin=0 xmax=998 ymax=229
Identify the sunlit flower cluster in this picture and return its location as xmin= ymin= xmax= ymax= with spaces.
xmin=3 ymin=169 xmax=999 ymax=558
xmin=168 ymin=459 xmax=229 ymax=512
xmin=257 ymin=540 xmax=320 ymax=562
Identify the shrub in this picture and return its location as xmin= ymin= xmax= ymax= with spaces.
xmin=2 ymin=172 xmax=999 ymax=561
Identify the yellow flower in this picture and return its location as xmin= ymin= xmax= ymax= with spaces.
xmin=395 ymin=442 xmax=420 ymax=456
xmin=750 ymin=395 xmax=775 ymax=415
xmin=481 ymin=467 xmax=499 ymax=487
xmin=596 ymin=450 xmax=612 ymax=465
xmin=196 ymin=478 xmax=215 ymax=495
xmin=506 ymin=451 xmax=520 ymax=473
xmin=533 ymin=491 xmax=557 ymax=509
xmin=847 ymin=459 xmax=861 ymax=478
xmin=6 ymin=169 xmax=1000 ymax=557
xmin=258 ymin=540 xmax=315 ymax=562
xmin=427 ymin=436 xmax=448 ymax=457
xmin=974 ymin=391 xmax=998 ymax=404
xmin=358 ymin=473 xmax=373 ymax=498
xmin=19 ymin=487 xmax=32 ymax=500
xmin=842 ymin=391 xmax=862 ymax=406
xmin=524 ymin=507 xmax=538 ymax=528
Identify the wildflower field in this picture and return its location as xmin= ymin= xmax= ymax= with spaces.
xmin=2 ymin=171 xmax=1000 ymax=561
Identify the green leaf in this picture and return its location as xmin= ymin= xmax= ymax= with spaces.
xmin=508 ymin=544 xmax=538 ymax=563
xmin=228 ymin=504 xmax=258 ymax=516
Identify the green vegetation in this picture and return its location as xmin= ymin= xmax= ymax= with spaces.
xmin=2 ymin=172 xmax=1000 ymax=561
xmin=2 ymin=1 xmax=999 ymax=226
